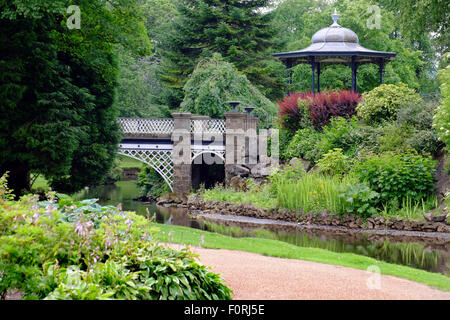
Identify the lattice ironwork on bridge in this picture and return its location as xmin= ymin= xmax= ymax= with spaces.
xmin=118 ymin=118 xmax=174 ymax=135
xmin=118 ymin=117 xmax=227 ymax=135
xmin=117 ymin=115 xmax=229 ymax=192
xmin=190 ymin=119 xmax=226 ymax=134
xmin=117 ymin=148 xmax=174 ymax=192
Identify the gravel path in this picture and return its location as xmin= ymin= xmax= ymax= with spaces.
xmin=170 ymin=244 xmax=450 ymax=300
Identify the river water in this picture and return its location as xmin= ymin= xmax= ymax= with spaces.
xmin=74 ymin=180 xmax=450 ymax=276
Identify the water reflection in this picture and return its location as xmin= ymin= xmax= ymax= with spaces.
xmin=74 ymin=181 xmax=450 ymax=276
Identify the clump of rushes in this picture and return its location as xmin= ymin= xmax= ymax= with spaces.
xmin=275 ymin=172 xmax=359 ymax=214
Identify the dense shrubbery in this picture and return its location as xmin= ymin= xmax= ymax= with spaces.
xmin=309 ymin=90 xmax=361 ymax=129
xmin=284 ymin=116 xmax=361 ymax=164
xmin=0 ymin=175 xmax=231 ymax=300
xmin=355 ymin=151 xmax=437 ymax=203
xmin=277 ymin=92 xmax=313 ymax=133
xmin=137 ymin=166 xmax=170 ymax=198
xmin=356 ymin=83 xmax=422 ymax=124
xmin=316 ymin=148 xmax=350 ymax=176
xmin=260 ymin=80 xmax=445 ymax=220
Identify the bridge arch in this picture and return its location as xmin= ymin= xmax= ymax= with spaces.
xmin=191 ymin=151 xmax=225 ymax=190
xmin=117 ymin=149 xmax=173 ymax=192
xmin=191 ymin=151 xmax=225 ymax=164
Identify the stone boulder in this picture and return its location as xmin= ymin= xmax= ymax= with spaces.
xmin=250 ymin=162 xmax=277 ymax=178
xmin=227 ymin=165 xmax=250 ymax=177
xmin=156 ymin=192 xmax=188 ymax=205
xmin=424 ymin=211 xmax=448 ymax=223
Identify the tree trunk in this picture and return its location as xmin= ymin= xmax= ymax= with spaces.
xmin=1 ymin=162 xmax=30 ymax=198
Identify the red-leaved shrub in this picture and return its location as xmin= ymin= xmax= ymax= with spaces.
xmin=277 ymin=92 xmax=314 ymax=133
xmin=309 ymin=90 xmax=361 ymax=129
xmin=278 ymin=90 xmax=361 ymax=132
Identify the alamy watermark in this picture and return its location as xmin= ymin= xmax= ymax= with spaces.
xmin=172 ymin=128 xmax=280 ymax=167
xmin=366 ymin=5 xmax=381 ymax=30
xmin=366 ymin=265 xmax=381 ymax=290
xmin=67 ymin=5 xmax=81 ymax=30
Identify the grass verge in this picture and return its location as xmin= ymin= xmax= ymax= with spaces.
xmin=151 ymin=222 xmax=450 ymax=292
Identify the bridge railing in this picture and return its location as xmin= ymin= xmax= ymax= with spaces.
xmin=118 ymin=117 xmax=226 ymax=135
xmin=118 ymin=118 xmax=174 ymax=135
xmin=191 ymin=119 xmax=226 ymax=134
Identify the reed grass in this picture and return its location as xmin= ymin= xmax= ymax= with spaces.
xmin=275 ymin=172 xmax=358 ymax=214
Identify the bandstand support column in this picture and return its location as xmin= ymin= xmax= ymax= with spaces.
xmin=379 ymin=61 xmax=385 ymax=85
xmin=351 ymin=56 xmax=358 ymax=92
xmin=317 ymin=62 xmax=321 ymax=93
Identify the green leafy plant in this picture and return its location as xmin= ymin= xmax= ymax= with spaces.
xmin=137 ymin=166 xmax=170 ymax=198
xmin=0 ymin=183 xmax=232 ymax=300
xmin=355 ymin=150 xmax=437 ymax=204
xmin=268 ymin=161 xmax=306 ymax=195
xmin=338 ymin=183 xmax=380 ymax=218
xmin=284 ymin=128 xmax=323 ymax=163
xmin=317 ymin=148 xmax=350 ymax=176
xmin=0 ymin=172 xmax=14 ymax=201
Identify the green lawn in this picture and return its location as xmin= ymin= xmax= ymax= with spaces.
xmin=30 ymin=174 xmax=50 ymax=192
xmin=152 ymin=222 xmax=450 ymax=292
xmin=116 ymin=154 xmax=144 ymax=169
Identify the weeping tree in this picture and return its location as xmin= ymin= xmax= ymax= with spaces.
xmin=0 ymin=0 xmax=151 ymax=196
xmin=180 ymin=53 xmax=277 ymax=128
xmin=157 ymin=0 xmax=286 ymax=109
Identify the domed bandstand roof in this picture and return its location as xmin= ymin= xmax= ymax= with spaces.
xmin=273 ymin=10 xmax=396 ymax=66
xmin=272 ymin=10 xmax=397 ymax=93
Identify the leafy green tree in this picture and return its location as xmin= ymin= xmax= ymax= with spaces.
xmin=376 ymin=0 xmax=449 ymax=54
xmin=180 ymin=54 xmax=277 ymax=128
xmin=433 ymin=55 xmax=450 ymax=150
xmin=116 ymin=47 xmax=170 ymax=118
xmin=0 ymin=1 xmax=151 ymax=195
xmin=157 ymin=0 xmax=285 ymax=108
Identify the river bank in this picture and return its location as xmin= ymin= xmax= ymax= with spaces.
xmin=156 ymin=193 xmax=450 ymax=236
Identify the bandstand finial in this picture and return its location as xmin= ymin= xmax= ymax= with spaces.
xmin=331 ymin=9 xmax=340 ymax=26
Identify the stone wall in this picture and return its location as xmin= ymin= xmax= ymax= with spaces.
xmin=156 ymin=194 xmax=450 ymax=234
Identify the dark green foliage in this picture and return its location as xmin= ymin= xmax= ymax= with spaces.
xmin=284 ymin=128 xmax=323 ymax=163
xmin=116 ymin=49 xmax=171 ymax=118
xmin=355 ymin=151 xmax=437 ymax=204
xmin=377 ymin=0 xmax=450 ymax=53
xmin=157 ymin=0 xmax=285 ymax=108
xmin=285 ymin=116 xmax=361 ymax=164
xmin=338 ymin=183 xmax=380 ymax=218
xmin=0 ymin=1 xmax=151 ymax=195
xmin=137 ymin=166 xmax=170 ymax=197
